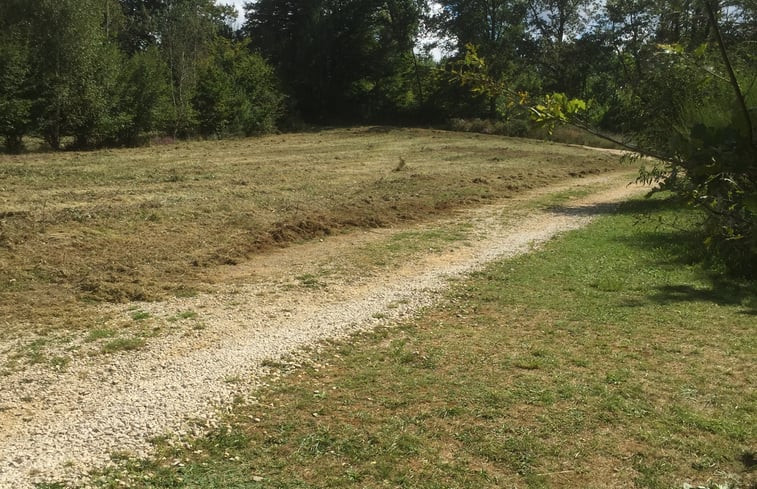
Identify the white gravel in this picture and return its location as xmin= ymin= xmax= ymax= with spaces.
xmin=0 ymin=172 xmax=646 ymax=488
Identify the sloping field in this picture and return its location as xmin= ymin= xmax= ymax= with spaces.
xmin=0 ymin=128 xmax=620 ymax=334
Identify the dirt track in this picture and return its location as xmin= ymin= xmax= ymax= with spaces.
xmin=0 ymin=171 xmax=647 ymax=488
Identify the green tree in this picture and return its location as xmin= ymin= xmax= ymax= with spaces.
xmin=452 ymin=0 xmax=756 ymax=274
xmin=194 ymin=39 xmax=283 ymax=137
xmin=526 ymin=0 xmax=593 ymax=45
xmin=525 ymin=0 xmax=599 ymax=95
xmin=116 ymin=46 xmax=173 ymax=144
xmin=117 ymin=0 xmax=166 ymax=54
xmin=635 ymin=4 xmax=757 ymax=274
xmin=244 ymin=0 xmax=425 ymax=123
xmin=18 ymin=0 xmax=127 ymax=149
xmin=227 ymin=42 xmax=284 ymax=134
xmin=432 ymin=0 xmax=536 ymax=116
xmin=555 ymin=1 xmax=757 ymax=272
xmin=0 ymin=3 xmax=33 ymax=153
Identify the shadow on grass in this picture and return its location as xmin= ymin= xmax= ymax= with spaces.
xmin=553 ymin=196 xmax=757 ymax=314
xmin=621 ymin=229 xmax=755 ymax=313
xmin=615 ymin=208 xmax=756 ymax=313
xmin=547 ymin=194 xmax=675 ymax=218
xmin=651 ymin=283 xmax=757 ymax=314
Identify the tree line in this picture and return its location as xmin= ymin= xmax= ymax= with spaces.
xmin=0 ymin=1 xmax=754 ymax=150
xmin=0 ymin=0 xmax=281 ymax=151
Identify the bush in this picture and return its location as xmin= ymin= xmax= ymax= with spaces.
xmin=194 ymin=39 xmax=284 ymax=138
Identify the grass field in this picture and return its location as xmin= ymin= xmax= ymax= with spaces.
xmin=73 ymin=196 xmax=756 ymax=489
xmin=0 ymin=127 xmax=620 ymax=337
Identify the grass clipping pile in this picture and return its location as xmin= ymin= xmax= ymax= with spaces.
xmin=0 ymin=127 xmax=619 ymax=335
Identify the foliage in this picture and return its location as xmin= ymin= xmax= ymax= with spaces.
xmin=0 ymin=0 xmax=124 ymax=149
xmin=194 ymin=39 xmax=283 ymax=137
xmin=449 ymin=44 xmax=587 ymax=133
xmin=0 ymin=29 xmax=32 ymax=153
xmin=116 ymin=46 xmax=173 ymax=145
xmin=28 ymin=0 xmax=123 ymax=148
xmin=0 ymin=0 xmax=281 ymax=149
xmin=432 ymin=0 xmax=537 ymax=117
xmin=636 ymin=40 xmax=757 ymax=275
xmin=450 ymin=2 xmax=757 ymax=275
xmin=587 ymin=1 xmax=756 ymax=274
xmin=244 ymin=0 xmax=427 ymax=122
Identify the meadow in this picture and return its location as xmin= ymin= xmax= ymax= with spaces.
xmin=0 ymin=127 xmax=619 ymax=337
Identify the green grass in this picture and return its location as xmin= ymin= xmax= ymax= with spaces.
xmin=167 ymin=310 xmax=199 ymax=323
xmin=85 ymin=329 xmax=117 ymax=342
xmin=130 ymin=310 xmax=151 ymax=321
xmin=176 ymin=310 xmax=197 ymax=320
xmin=296 ymin=273 xmax=327 ymax=289
xmin=80 ymin=197 xmax=755 ymax=489
xmin=4 ymin=336 xmax=76 ymax=370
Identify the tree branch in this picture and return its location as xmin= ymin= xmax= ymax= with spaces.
xmin=568 ymin=119 xmax=673 ymax=162
xmin=703 ymin=0 xmax=756 ymax=151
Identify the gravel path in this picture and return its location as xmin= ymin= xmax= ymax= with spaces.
xmin=0 ymin=172 xmax=646 ymax=488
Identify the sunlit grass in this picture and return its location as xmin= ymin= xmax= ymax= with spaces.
xmin=84 ymin=196 xmax=755 ymax=489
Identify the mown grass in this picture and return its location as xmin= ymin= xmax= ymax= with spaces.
xmin=81 ymin=196 xmax=755 ymax=489
xmin=0 ymin=127 xmax=620 ymax=336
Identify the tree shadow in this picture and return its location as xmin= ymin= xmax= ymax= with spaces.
xmin=618 ymin=233 xmax=756 ymax=313
xmin=551 ymin=196 xmax=757 ymax=314
xmin=624 ymin=228 xmax=756 ymax=313
xmin=650 ymin=283 xmax=757 ymax=314
xmin=546 ymin=194 xmax=674 ymax=219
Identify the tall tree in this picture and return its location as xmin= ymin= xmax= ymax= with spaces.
xmin=432 ymin=0 xmax=536 ymax=116
xmin=593 ymin=0 xmax=749 ymax=136
xmin=525 ymin=0 xmax=599 ymax=94
xmin=20 ymin=0 xmax=126 ymax=149
xmin=244 ymin=0 xmax=426 ymax=122
xmin=526 ymin=0 xmax=593 ymax=45
xmin=157 ymin=0 xmax=237 ymax=136
xmin=117 ymin=0 xmax=167 ymax=54
xmin=0 ymin=0 xmax=33 ymax=152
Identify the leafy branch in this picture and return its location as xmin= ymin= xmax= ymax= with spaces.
xmin=450 ymin=37 xmax=756 ymax=275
